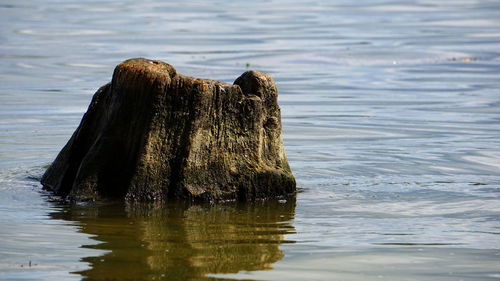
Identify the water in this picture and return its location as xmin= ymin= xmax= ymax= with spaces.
xmin=1 ymin=0 xmax=500 ymax=280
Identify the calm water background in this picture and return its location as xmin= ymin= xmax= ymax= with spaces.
xmin=1 ymin=0 xmax=500 ymax=280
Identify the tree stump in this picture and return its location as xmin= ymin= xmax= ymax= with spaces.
xmin=41 ymin=58 xmax=296 ymax=202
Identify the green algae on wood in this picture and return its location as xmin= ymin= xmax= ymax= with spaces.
xmin=41 ymin=58 xmax=296 ymax=202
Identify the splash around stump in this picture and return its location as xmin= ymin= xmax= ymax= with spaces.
xmin=41 ymin=58 xmax=296 ymax=203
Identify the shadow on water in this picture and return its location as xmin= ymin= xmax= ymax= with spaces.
xmin=48 ymin=197 xmax=296 ymax=280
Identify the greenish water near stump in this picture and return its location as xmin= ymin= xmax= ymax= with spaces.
xmin=53 ymin=199 xmax=296 ymax=280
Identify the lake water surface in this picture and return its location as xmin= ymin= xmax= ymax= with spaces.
xmin=1 ymin=0 xmax=500 ymax=280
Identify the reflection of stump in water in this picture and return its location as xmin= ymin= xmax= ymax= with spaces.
xmin=141 ymin=200 xmax=296 ymax=278
xmin=49 ymin=198 xmax=295 ymax=280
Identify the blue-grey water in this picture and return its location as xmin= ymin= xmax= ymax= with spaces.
xmin=1 ymin=0 xmax=500 ymax=280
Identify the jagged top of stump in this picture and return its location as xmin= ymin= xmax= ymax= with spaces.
xmin=115 ymin=58 xmax=277 ymax=99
